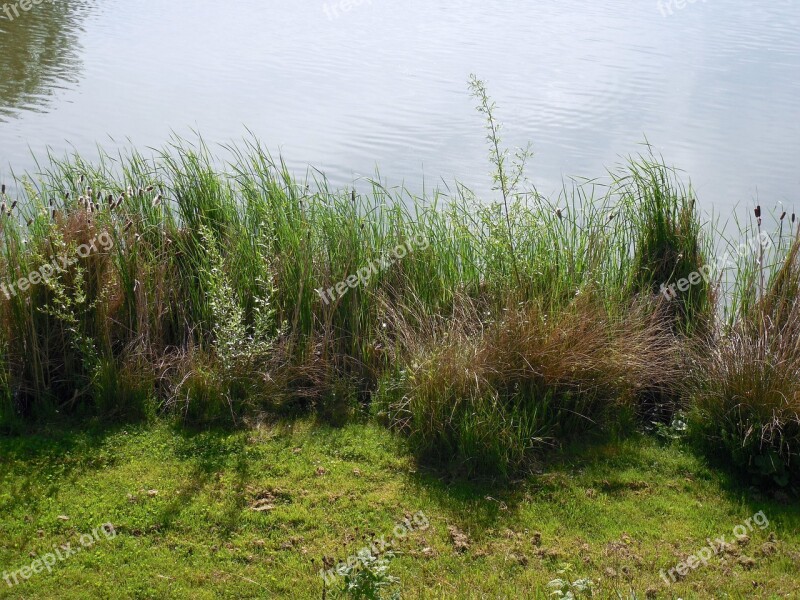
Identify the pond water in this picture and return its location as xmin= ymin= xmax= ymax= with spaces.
xmin=1 ymin=0 xmax=798 ymax=215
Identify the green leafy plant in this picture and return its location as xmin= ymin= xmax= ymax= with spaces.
xmin=329 ymin=551 xmax=400 ymax=600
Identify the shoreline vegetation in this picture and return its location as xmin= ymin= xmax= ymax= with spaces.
xmin=0 ymin=81 xmax=799 ymax=598
xmin=0 ymin=81 xmax=798 ymax=490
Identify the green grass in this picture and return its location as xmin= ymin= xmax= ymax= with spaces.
xmin=1 ymin=119 xmax=799 ymax=483
xmin=1 ymin=421 xmax=798 ymax=599
xmin=1 ymin=82 xmax=800 ymax=600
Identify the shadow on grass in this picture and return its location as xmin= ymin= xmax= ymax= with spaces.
xmin=158 ymin=424 xmax=253 ymax=537
xmin=403 ymin=430 xmax=800 ymax=540
xmin=0 ymin=418 xmax=133 ymax=515
xmin=4 ymin=415 xmax=798 ymax=549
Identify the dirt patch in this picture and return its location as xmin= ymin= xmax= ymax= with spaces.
xmin=448 ymin=525 xmax=471 ymax=553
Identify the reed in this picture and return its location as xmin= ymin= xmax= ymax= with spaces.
xmin=0 ymin=85 xmax=796 ymax=485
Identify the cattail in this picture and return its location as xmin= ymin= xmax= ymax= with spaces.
xmin=49 ymin=198 xmax=53 ymax=207
xmin=758 ymin=217 xmax=762 ymax=227
xmin=87 ymin=186 xmax=92 ymax=197
xmin=126 ymin=185 xmax=133 ymax=197
xmin=145 ymin=185 xmax=154 ymax=193
xmin=793 ymin=213 xmax=796 ymax=224
xmin=64 ymin=191 xmax=70 ymax=200
xmin=107 ymin=194 xmax=113 ymax=206
xmin=1 ymin=202 xmax=6 ymax=213
xmin=79 ymin=175 xmax=84 ymax=185
xmin=51 ymin=209 xmax=56 ymax=219
xmin=26 ymin=218 xmax=33 ymax=227
xmin=1 ymin=184 xmax=5 ymax=195
xmin=555 ymin=208 xmax=563 ymax=220
xmin=780 ymin=211 xmax=787 ymax=221
xmin=137 ymin=187 xmax=144 ymax=197
xmin=754 ymin=205 xmax=761 ymax=219
xmin=124 ymin=220 xmax=133 ymax=231
xmin=608 ymin=213 xmax=615 ymax=222
xmin=351 ymin=190 xmax=356 ymax=203
xmin=152 ymin=194 xmax=162 ymax=206
xmin=10 ymin=200 xmax=17 ymax=210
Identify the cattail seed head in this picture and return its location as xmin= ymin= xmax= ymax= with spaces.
xmin=754 ymin=205 xmax=761 ymax=219
xmin=780 ymin=211 xmax=786 ymax=221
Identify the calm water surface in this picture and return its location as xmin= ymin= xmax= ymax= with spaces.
xmin=0 ymin=0 xmax=798 ymax=214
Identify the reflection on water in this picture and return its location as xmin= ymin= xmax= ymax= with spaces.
xmin=0 ymin=1 xmax=92 ymax=121
xmin=0 ymin=0 xmax=797 ymax=216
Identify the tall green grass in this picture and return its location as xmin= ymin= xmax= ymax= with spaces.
xmin=0 ymin=82 xmax=796 ymax=486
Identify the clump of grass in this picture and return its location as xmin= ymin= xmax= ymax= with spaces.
xmin=386 ymin=290 xmax=681 ymax=478
xmin=616 ymin=151 xmax=713 ymax=333
xmin=688 ymin=221 xmax=800 ymax=487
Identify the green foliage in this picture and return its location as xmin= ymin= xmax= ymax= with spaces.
xmin=330 ymin=551 xmax=401 ymax=600
xmin=3 ymin=424 xmax=798 ymax=598
xmin=0 ymin=81 xmax=795 ymax=491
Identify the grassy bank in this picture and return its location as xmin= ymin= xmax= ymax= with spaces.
xmin=1 ymin=420 xmax=799 ymax=599
xmin=0 ymin=133 xmax=798 ymax=486
xmin=1 ymin=83 xmax=799 ymax=494
xmin=2 ymin=112 xmax=800 ymax=597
